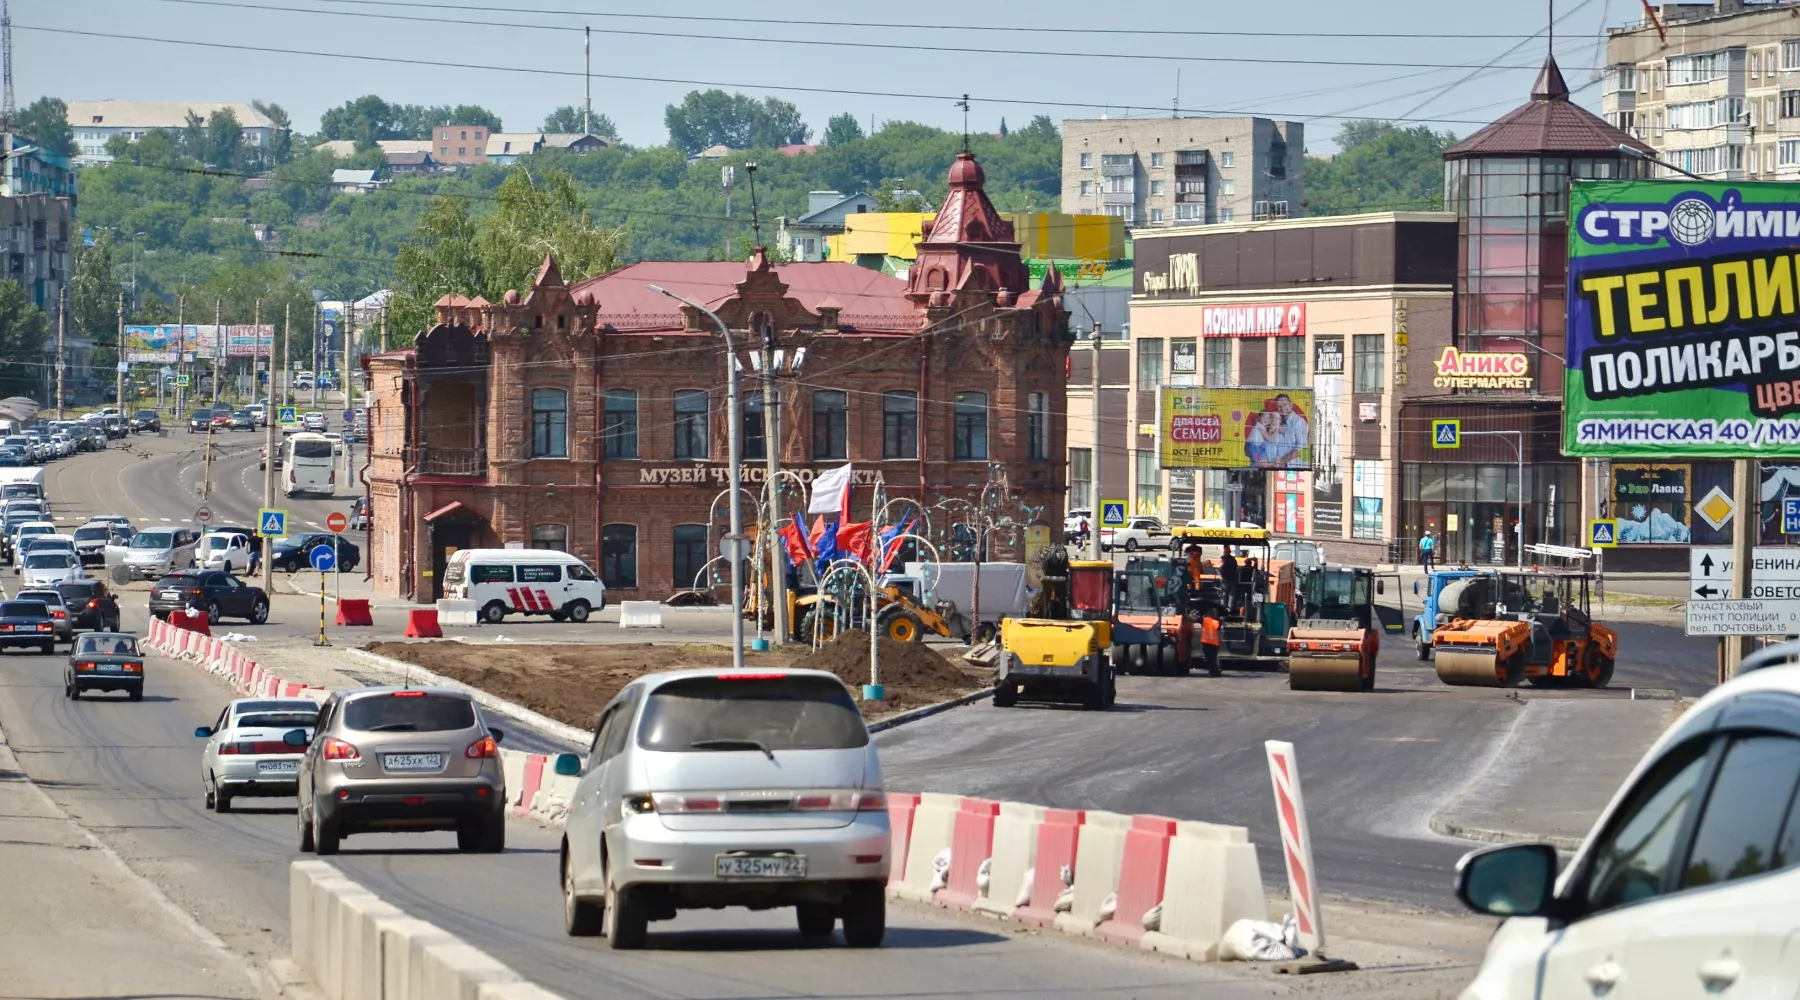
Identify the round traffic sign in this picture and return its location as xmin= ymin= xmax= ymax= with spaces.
xmin=309 ymin=545 xmax=337 ymax=572
xmin=196 ymin=506 xmax=213 ymax=523
xmin=326 ymin=511 xmax=348 ymax=533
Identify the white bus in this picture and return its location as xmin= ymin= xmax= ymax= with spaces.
xmin=282 ymin=432 xmax=336 ymax=498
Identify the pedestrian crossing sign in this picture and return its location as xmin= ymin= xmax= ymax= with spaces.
xmin=1431 ymin=419 xmax=1461 ymax=449
xmin=258 ymin=508 xmax=289 ymax=537
xmin=1099 ymin=500 xmax=1128 ymax=528
xmin=1588 ymin=519 xmax=1618 ymax=549
xmin=278 ymin=406 xmax=298 ymax=427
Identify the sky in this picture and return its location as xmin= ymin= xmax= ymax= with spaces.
xmin=14 ymin=0 xmax=1633 ymax=150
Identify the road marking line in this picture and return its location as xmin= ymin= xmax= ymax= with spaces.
xmin=161 ymin=517 xmax=171 ymax=522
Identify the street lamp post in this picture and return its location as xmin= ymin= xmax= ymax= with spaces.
xmin=649 ymin=284 xmax=745 ymax=669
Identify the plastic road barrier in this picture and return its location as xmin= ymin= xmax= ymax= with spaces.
xmin=435 ymin=598 xmax=478 ymax=627
xmin=1054 ymin=810 xmax=1132 ymax=937
xmin=972 ymin=800 xmax=1044 ymax=919
xmin=335 ymin=598 xmax=373 ymax=626
xmin=169 ymin=609 xmax=210 ymax=635
xmin=618 ymin=600 xmax=663 ymax=628
xmin=893 ymin=792 xmax=959 ymax=903
xmin=1096 ymin=815 xmax=1178 ymax=946
xmin=937 ymin=797 xmax=1000 ymax=911
xmin=886 ymin=793 xmax=921 ymax=887
xmin=403 ymin=608 xmax=442 ymax=638
xmin=1143 ymin=820 xmax=1269 ymax=961
xmin=1265 ymin=740 xmax=1326 ymax=956
xmin=1015 ymin=807 xmax=1085 ymax=927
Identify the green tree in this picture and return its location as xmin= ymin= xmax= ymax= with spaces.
xmin=1305 ymin=120 xmax=1457 ymax=217
xmin=318 ymin=95 xmax=403 ymax=144
xmin=540 ymin=105 xmax=618 ymax=138
xmin=0 ymin=281 xmax=51 ymax=398
xmin=69 ymin=236 xmax=120 ymax=343
xmin=822 ymin=113 xmax=864 ymax=147
xmin=14 ymin=97 xmax=75 ymax=158
xmin=872 ymin=177 xmax=931 ymax=213
xmin=663 ymin=90 xmax=809 ymax=155
xmin=749 ymin=97 xmax=809 ymax=148
xmin=206 ymin=106 xmax=245 ymax=171
xmin=181 ymin=110 xmax=207 ymax=160
xmin=250 ymin=100 xmax=294 ymax=165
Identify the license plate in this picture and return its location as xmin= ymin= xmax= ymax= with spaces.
xmin=257 ymin=759 xmax=298 ymax=774
xmin=382 ymin=753 xmax=443 ymax=771
xmin=160 ymin=590 xmax=181 ymax=598
xmin=97 ymin=663 xmax=122 ymax=673
xmin=715 ymin=854 xmax=806 ymax=879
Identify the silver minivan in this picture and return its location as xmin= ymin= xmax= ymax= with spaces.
xmin=556 ymin=669 xmax=890 ymax=949
xmin=122 ymin=528 xmax=199 ymax=580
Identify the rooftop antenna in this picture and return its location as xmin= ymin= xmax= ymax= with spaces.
xmin=1547 ymin=0 xmax=1554 ymax=58
xmin=1172 ymin=69 xmax=1180 ymax=118
xmin=954 ymin=93 xmax=971 ymax=153
xmin=1 ymin=0 xmax=13 ymax=131
xmin=583 ymin=26 xmax=592 ymax=134
xmin=746 ymin=161 xmax=762 ymax=249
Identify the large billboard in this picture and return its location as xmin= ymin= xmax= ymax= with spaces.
xmin=1567 ymin=179 xmax=1800 ymax=457
xmin=124 ymin=325 xmax=199 ymax=364
xmin=1159 ymin=386 xmax=1314 ymax=471
xmin=123 ymin=324 xmax=274 ymax=363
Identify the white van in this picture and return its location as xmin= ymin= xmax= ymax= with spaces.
xmin=442 ymin=548 xmax=606 ymax=624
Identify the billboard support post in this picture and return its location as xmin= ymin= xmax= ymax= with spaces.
xmin=1726 ymin=458 xmax=1756 ymax=679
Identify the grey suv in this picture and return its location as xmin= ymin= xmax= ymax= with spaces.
xmin=291 ymin=687 xmax=507 ymax=855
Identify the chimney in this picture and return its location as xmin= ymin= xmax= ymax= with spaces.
xmin=807 ymin=190 xmax=843 ymax=215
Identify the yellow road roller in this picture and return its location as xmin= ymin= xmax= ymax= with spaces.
xmin=1432 ymin=571 xmax=1617 ymax=688
xmin=1287 ymin=566 xmax=1381 ymax=692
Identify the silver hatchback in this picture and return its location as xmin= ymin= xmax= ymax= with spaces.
xmin=556 ymin=668 xmax=890 ymax=949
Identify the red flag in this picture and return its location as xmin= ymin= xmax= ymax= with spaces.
xmin=777 ymin=519 xmax=811 ymax=567
xmin=836 ymin=520 xmax=873 ymax=564
xmin=808 ymin=515 xmax=830 ymax=553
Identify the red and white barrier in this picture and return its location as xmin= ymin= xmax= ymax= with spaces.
xmin=1265 ymin=740 xmax=1325 ymax=957
xmin=1015 ymin=807 xmax=1084 ymax=928
xmin=1096 ymin=815 xmax=1177 ymax=946
xmin=937 ymin=797 xmax=999 ymax=911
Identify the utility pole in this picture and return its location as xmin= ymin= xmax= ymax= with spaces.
xmin=281 ymin=301 xmax=291 ymax=409
xmin=344 ymin=297 xmax=354 ymax=413
xmin=263 ymin=306 xmax=282 ymax=594
xmin=312 ymin=303 xmax=321 ymax=408
xmin=583 ymin=25 xmax=592 ymax=135
xmin=1724 ymin=459 xmax=1757 ymax=679
xmin=1090 ymin=326 xmax=1103 ymax=559
xmin=761 ymin=320 xmax=785 ymax=644
xmin=173 ymin=295 xmax=184 ymax=417
xmin=211 ymin=296 xmax=222 ymax=407
xmin=54 ymin=284 xmax=64 ymax=419
xmin=115 ymin=290 xmax=124 ymax=413
xmin=252 ymin=298 xmax=261 ymax=405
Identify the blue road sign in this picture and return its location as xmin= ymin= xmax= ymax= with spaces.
xmin=1785 ymin=498 xmax=1800 ymax=534
xmin=1099 ymin=500 xmax=1128 ymax=528
xmin=1432 ymin=419 xmax=1461 ymax=449
xmin=277 ymin=406 xmax=298 ymax=426
xmin=309 ymin=545 xmax=337 ymax=572
xmin=1588 ymin=519 xmax=1618 ymax=548
xmin=257 ymin=508 xmax=288 ymax=537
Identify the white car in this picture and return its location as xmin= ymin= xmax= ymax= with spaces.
xmin=1101 ymin=516 xmax=1170 ymax=552
xmin=1270 ymin=539 xmax=1326 ymax=574
xmin=198 ymin=531 xmax=254 ymax=573
xmin=301 ymin=411 xmax=328 ymax=432
xmin=1453 ymin=642 xmax=1800 ymax=1000
xmin=9 ymin=521 xmax=56 ymax=566
xmin=49 ymin=434 xmax=74 ymax=457
xmin=20 ymin=550 xmax=81 ymax=587
xmin=194 ymin=697 xmax=320 ymax=812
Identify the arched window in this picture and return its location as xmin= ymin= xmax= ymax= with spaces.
xmin=531 ymin=388 xmax=567 ymax=457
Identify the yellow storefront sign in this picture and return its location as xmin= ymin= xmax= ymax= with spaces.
xmin=1158 ymin=387 xmax=1315 ymax=471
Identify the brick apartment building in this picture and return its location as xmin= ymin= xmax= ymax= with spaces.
xmin=433 ymin=124 xmax=491 ymax=165
xmin=366 ymin=152 xmax=1071 ymax=601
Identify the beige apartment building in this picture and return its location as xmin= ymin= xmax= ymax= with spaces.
xmin=1060 ymin=117 xmax=1304 ymax=228
xmin=1604 ymin=0 xmax=1800 ymax=179
xmin=433 ymin=125 xmax=491 ymax=165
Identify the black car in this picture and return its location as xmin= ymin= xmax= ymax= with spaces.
xmin=188 ymin=409 xmax=212 ymax=433
xmin=57 ymin=579 xmax=122 ymax=632
xmin=272 ymin=533 xmax=360 ymax=573
xmin=132 ymin=409 xmax=161 ymax=433
xmin=66 ymin=631 xmax=144 ymax=701
xmin=0 ymin=599 xmax=57 ymax=654
xmin=149 ymin=570 xmax=270 ymax=624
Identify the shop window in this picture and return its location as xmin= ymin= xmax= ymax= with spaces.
xmin=743 ymin=394 xmax=765 ymax=460
xmin=1070 ymin=448 xmax=1092 ymax=509
xmin=1136 ymin=338 xmax=1164 ymax=389
xmin=954 ymin=391 xmax=988 ymax=461
xmin=1028 ymin=392 xmax=1049 ymax=460
xmin=674 ymin=389 xmax=710 ymax=460
xmin=603 ymin=389 xmax=638 ymax=459
xmin=1353 ymin=335 xmax=1386 ymax=393
xmin=1135 ymin=450 xmax=1162 ymax=514
xmin=882 ymin=391 xmax=917 ymax=459
xmin=812 ymin=390 xmax=847 ymax=460
xmin=672 ymin=524 xmax=709 ymax=591
xmin=530 ymin=524 xmax=567 ymax=551
xmin=1204 ymin=340 xmax=1233 ymax=387
xmin=531 ymin=388 xmax=567 ymax=458
xmin=601 ymin=524 xmax=636 ymax=588
xmin=1275 ymin=337 xmax=1305 ymax=387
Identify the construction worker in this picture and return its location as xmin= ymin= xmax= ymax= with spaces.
xmin=1199 ymin=610 xmax=1222 ymax=677
xmin=1186 ymin=543 xmax=1204 ymax=590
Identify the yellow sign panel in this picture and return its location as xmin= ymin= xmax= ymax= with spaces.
xmin=1158 ymin=387 xmax=1314 ymax=471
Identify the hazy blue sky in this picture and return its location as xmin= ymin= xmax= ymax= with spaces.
xmin=16 ymin=0 xmax=1629 ymax=149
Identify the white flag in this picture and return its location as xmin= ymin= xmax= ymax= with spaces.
xmin=808 ymin=464 xmax=855 ymax=514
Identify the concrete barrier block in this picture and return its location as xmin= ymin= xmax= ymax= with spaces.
xmin=1096 ymin=815 xmax=1177 ymax=947
xmin=530 ymin=771 xmax=579 ymax=824
xmin=499 ymin=749 xmax=528 ymax=806
xmin=1146 ymin=820 xmax=1266 ymax=962
xmin=324 ymin=883 xmax=386 ymax=1000
xmin=476 ymin=983 xmax=569 ymax=1000
xmin=972 ymin=800 xmax=1044 ymax=920
xmin=1053 ymin=809 xmax=1131 ymax=938
xmin=437 ymin=599 xmax=479 ymax=627
xmin=618 ymin=600 xmax=663 ymax=628
xmin=1016 ymin=807 xmax=1084 ymax=927
xmin=937 ymin=797 xmax=999 ymax=910
xmin=337 ymin=891 xmax=405 ymax=1000
xmin=893 ymin=792 xmax=959 ymax=903
xmin=885 ymin=793 xmax=920 ymax=887
xmin=379 ymin=917 xmax=458 ymax=1000
xmin=418 ymin=941 xmax=521 ymax=1000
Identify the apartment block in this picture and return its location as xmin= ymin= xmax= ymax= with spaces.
xmin=1060 ymin=117 xmax=1304 ymax=227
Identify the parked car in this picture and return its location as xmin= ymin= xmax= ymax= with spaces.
xmin=270 ymin=533 xmax=358 ymax=574
xmin=1101 ymin=516 xmax=1170 ymax=552
xmin=1063 ymin=509 xmax=1091 ymax=540
xmin=198 ymin=531 xmax=254 ymax=574
xmin=0 ymin=599 xmax=58 ymax=654
xmin=65 ymin=631 xmax=144 ymax=701
xmin=16 ymin=588 xmax=74 ymax=643
xmin=1269 ymin=539 xmax=1327 ymax=573
xmin=555 ymin=669 xmax=889 ymax=948
xmin=56 ymin=579 xmax=121 ymax=632
xmin=194 ymin=697 xmax=320 ymax=811
xmin=148 ymin=570 xmax=269 ymax=624
xmin=295 ymin=687 xmax=506 ymax=855
xmin=188 ymin=409 xmax=213 ymax=433
xmin=1453 ymin=641 xmax=1800 ymax=1000
xmin=131 ymin=409 xmax=161 ymax=433
xmin=122 ymin=528 xmax=200 ymax=580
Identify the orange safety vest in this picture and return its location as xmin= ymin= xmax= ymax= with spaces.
xmin=1188 ymin=553 xmax=1203 ymax=588
xmin=1200 ymin=616 xmax=1221 ymax=646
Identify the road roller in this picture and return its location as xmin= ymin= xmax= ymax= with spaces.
xmin=1109 ymin=556 xmax=1192 ymax=676
xmin=1432 ymin=571 xmax=1617 ymax=688
xmin=1287 ymin=566 xmax=1381 ymax=692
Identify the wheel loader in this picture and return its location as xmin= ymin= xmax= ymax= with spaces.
xmin=1432 ymin=571 xmax=1618 ymax=688
xmin=995 ymin=548 xmax=1115 ymax=710
xmin=1287 ymin=566 xmax=1382 ymax=692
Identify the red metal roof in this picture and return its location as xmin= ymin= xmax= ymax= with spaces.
xmin=1444 ymin=56 xmax=1652 ymax=160
xmin=571 ymin=260 xmax=920 ymax=334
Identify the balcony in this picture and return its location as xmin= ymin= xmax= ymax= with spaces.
xmin=417 ymin=445 xmax=487 ymax=477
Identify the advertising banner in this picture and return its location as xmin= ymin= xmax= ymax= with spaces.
xmin=124 ymin=324 xmax=273 ymax=361
xmin=1609 ymin=463 xmax=1693 ymax=543
xmin=1312 ymin=374 xmax=1345 ymax=534
xmin=1567 ymin=178 xmax=1800 ymax=457
xmin=221 ymin=324 xmax=276 ymax=357
xmin=1159 ymin=386 xmax=1314 ymax=471
xmin=124 ymin=325 xmax=199 ymax=364
xmin=1200 ymin=302 xmax=1306 ymax=338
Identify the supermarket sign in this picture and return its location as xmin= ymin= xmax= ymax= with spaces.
xmin=1433 ymin=347 xmax=1533 ymax=390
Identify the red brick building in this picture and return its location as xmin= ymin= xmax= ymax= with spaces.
xmin=366 ymin=153 xmax=1071 ymax=601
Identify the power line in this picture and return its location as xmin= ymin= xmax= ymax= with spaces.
xmin=137 ymin=0 xmax=1601 ymax=72
xmin=13 ymin=24 xmax=1579 ymax=127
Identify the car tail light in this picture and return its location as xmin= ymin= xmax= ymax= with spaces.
xmin=217 ymin=744 xmax=240 ymax=755
xmin=36 ymin=624 xmax=49 ymax=632
xmin=237 ymin=740 xmax=295 ymax=754
xmin=51 ymin=610 xmax=64 ymax=619
xmin=392 ymin=690 xmax=424 ymax=697
xmin=73 ymin=661 xmax=94 ymax=672
xmin=464 ymin=736 xmax=498 ymax=759
xmin=623 ymin=794 xmax=655 ymax=814
xmin=853 ymin=855 xmax=883 ymax=865
xmin=123 ymin=662 xmax=142 ymax=673
xmin=86 ymin=600 xmax=97 ymax=609
xmin=647 ymin=793 xmax=722 ymax=814
xmin=323 ymin=738 xmax=359 ymax=760
xmin=403 ymin=796 xmax=426 ymax=805
xmin=718 ymin=673 xmax=788 ymax=681
xmin=792 ymin=790 xmax=887 ymax=811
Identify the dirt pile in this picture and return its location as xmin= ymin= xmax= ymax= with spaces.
xmin=364 ymin=637 xmax=988 ymax=730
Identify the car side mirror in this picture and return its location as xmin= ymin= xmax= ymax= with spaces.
xmin=194 ymin=726 xmax=212 ymax=738
xmin=282 ymin=728 xmax=309 ymax=748
xmin=490 ymin=728 xmax=505 ymax=745
xmin=1454 ymin=843 xmax=1558 ymax=918
xmin=553 ymin=753 xmax=582 ymax=776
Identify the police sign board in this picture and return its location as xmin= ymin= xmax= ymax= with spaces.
xmin=1431 ymin=419 xmax=1460 ymax=449
xmin=1685 ymin=598 xmax=1800 ymax=636
xmin=1785 ymin=498 xmax=1800 ymax=535
xmin=1099 ymin=500 xmax=1128 ymax=528
xmin=1588 ymin=519 xmax=1618 ymax=548
xmin=257 ymin=508 xmax=289 ymax=538
xmin=1687 ymin=546 xmax=1800 ymax=600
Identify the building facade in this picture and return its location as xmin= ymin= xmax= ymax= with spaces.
xmin=433 ymin=125 xmax=490 ymax=166
xmin=367 ymin=153 xmax=1071 ymax=601
xmin=2 ymin=135 xmax=76 ymax=202
xmin=1068 ymin=211 xmax=1455 ymax=564
xmin=1060 ymin=117 xmax=1304 ymax=227
xmin=1 ymin=192 xmax=73 ymax=317
xmin=64 ymin=102 xmax=280 ymax=165
xmin=776 ymin=191 xmax=879 ymax=262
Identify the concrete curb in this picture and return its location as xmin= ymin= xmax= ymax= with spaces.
xmin=345 ymin=647 xmax=594 ymax=747
xmin=1426 ymin=815 xmax=1584 ymax=853
xmin=868 ymin=687 xmax=996 ymax=733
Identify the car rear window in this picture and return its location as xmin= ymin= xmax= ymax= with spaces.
xmin=154 ymin=574 xmax=198 ymax=589
xmin=236 ymin=712 xmax=317 ymax=729
xmin=0 ymin=601 xmax=46 ymax=617
xmin=292 ymin=439 xmax=333 ymax=459
xmin=636 ymin=675 xmax=868 ymax=753
xmin=74 ymin=526 xmax=109 ymax=541
xmin=76 ymin=635 xmax=137 ymax=656
xmin=57 ymin=582 xmax=99 ymax=599
xmin=342 ymin=693 xmax=477 ymax=733
xmin=18 ymin=591 xmax=62 ymax=607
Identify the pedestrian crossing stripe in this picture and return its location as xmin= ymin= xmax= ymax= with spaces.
xmin=1431 ymin=419 xmax=1461 ymax=449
